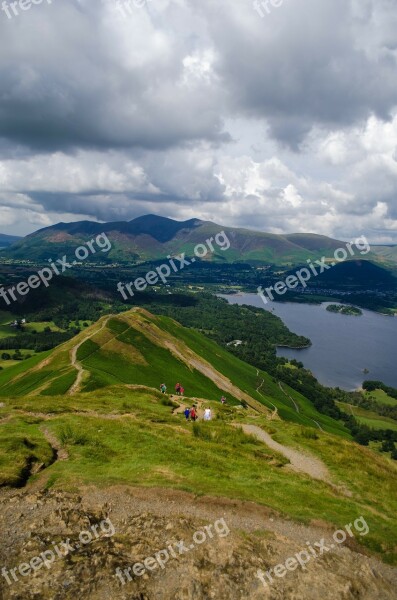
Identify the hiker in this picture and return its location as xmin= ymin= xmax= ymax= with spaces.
xmin=175 ymin=382 xmax=181 ymax=395
xmin=221 ymin=396 xmax=226 ymax=405
xmin=184 ymin=407 xmax=190 ymax=421
xmin=204 ymin=407 xmax=212 ymax=421
xmin=160 ymin=383 xmax=167 ymax=394
xmin=190 ymin=406 xmax=197 ymax=422
xmin=180 ymin=386 xmax=185 ymax=396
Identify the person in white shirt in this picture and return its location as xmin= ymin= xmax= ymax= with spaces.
xmin=204 ymin=407 xmax=212 ymax=421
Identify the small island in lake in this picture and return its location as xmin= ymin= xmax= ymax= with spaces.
xmin=326 ymin=304 xmax=363 ymax=316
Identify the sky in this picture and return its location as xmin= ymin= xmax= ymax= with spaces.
xmin=0 ymin=0 xmax=397 ymax=242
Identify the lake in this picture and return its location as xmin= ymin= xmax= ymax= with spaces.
xmin=220 ymin=293 xmax=397 ymax=391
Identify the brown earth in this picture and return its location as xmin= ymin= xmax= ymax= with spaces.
xmin=239 ymin=424 xmax=331 ymax=482
xmin=0 ymin=486 xmax=396 ymax=600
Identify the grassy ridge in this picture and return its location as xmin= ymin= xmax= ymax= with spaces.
xmin=365 ymin=389 xmax=397 ymax=407
xmin=0 ymin=309 xmax=349 ymax=435
xmin=0 ymin=386 xmax=396 ymax=563
xmin=156 ymin=315 xmax=349 ymax=436
xmin=0 ymin=308 xmax=395 ymax=567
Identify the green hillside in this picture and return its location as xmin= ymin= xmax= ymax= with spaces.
xmin=0 ymin=308 xmax=396 ymax=567
xmin=337 ymin=401 xmax=397 ymax=433
xmin=1 ymin=385 xmax=396 ymax=564
xmin=0 ymin=214 xmax=381 ymax=266
xmin=0 ymin=308 xmax=348 ymax=436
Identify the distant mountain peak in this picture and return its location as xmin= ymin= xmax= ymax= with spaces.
xmin=129 ymin=213 xmax=202 ymax=225
xmin=126 ymin=214 xmax=204 ymax=242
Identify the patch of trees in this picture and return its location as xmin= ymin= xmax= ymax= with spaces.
xmin=344 ymin=393 xmax=397 ymax=422
xmin=0 ymin=331 xmax=76 ymax=352
xmin=363 ymin=381 xmax=397 ymax=401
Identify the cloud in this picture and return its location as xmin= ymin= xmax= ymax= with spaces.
xmin=0 ymin=0 xmax=396 ymax=241
xmin=0 ymin=0 xmax=229 ymax=152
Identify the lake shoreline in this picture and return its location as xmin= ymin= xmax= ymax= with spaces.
xmin=276 ymin=344 xmax=312 ymax=349
xmin=221 ymin=293 xmax=397 ymax=390
xmin=224 ymin=290 xmax=396 ymax=317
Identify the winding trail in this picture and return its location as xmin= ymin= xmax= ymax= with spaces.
xmin=68 ymin=316 xmax=110 ymax=395
xmin=239 ymin=423 xmax=330 ymax=482
xmin=41 ymin=426 xmax=69 ymax=461
xmin=278 ymin=380 xmax=324 ymax=431
xmin=255 ymin=369 xmax=278 ymax=414
xmin=278 ymin=380 xmax=300 ymax=413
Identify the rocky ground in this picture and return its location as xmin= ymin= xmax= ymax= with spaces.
xmin=0 ymin=485 xmax=396 ymax=600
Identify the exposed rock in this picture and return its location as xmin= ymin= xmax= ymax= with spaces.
xmin=0 ymin=487 xmax=396 ymax=600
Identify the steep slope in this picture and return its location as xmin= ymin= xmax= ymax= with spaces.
xmin=1 ymin=312 xmax=397 ymax=598
xmin=0 ymin=308 xmax=348 ymax=435
xmin=0 ymin=214 xmax=374 ymax=266
xmin=1 ymin=384 xmax=397 ymax=575
xmin=370 ymin=244 xmax=397 ymax=267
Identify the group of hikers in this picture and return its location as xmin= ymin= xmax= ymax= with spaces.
xmin=174 ymin=382 xmax=185 ymax=396
xmin=183 ymin=405 xmax=212 ymax=422
xmin=159 ymin=381 xmax=228 ymax=422
xmin=160 ymin=382 xmax=186 ymax=395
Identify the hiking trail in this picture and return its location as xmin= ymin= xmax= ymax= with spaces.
xmin=68 ymin=316 xmax=111 ymax=395
xmin=238 ymin=423 xmax=330 ymax=482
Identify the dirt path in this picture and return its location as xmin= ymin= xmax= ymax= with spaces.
xmin=1 ymin=484 xmax=396 ymax=598
xmin=41 ymin=426 xmax=69 ymax=461
xmin=68 ymin=316 xmax=110 ymax=395
xmin=256 ymin=369 xmax=278 ymax=416
xmin=278 ymin=380 xmax=324 ymax=431
xmin=171 ymin=397 xmax=207 ymax=418
xmin=278 ymin=380 xmax=300 ymax=413
xmin=239 ymin=423 xmax=331 ymax=482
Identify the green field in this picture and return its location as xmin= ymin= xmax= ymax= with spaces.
xmin=337 ymin=401 xmax=397 ymax=432
xmin=0 ymin=349 xmax=41 ymax=369
xmin=0 ymin=310 xmax=17 ymax=339
xmin=23 ymin=321 xmax=63 ymax=333
xmin=0 ymin=318 xmax=64 ymax=338
xmin=364 ymin=389 xmax=397 ymax=407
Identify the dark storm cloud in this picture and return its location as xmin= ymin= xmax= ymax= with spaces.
xmin=0 ymin=0 xmax=396 ymax=241
xmin=197 ymin=0 xmax=397 ymax=148
xmin=1 ymin=0 xmax=395 ymax=153
xmin=0 ymin=0 xmax=229 ymax=152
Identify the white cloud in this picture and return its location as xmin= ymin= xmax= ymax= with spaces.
xmin=0 ymin=0 xmax=396 ymax=241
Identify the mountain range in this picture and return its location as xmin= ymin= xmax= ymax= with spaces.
xmin=2 ymin=214 xmax=392 ymax=266
xmin=0 ymin=233 xmax=21 ymax=248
